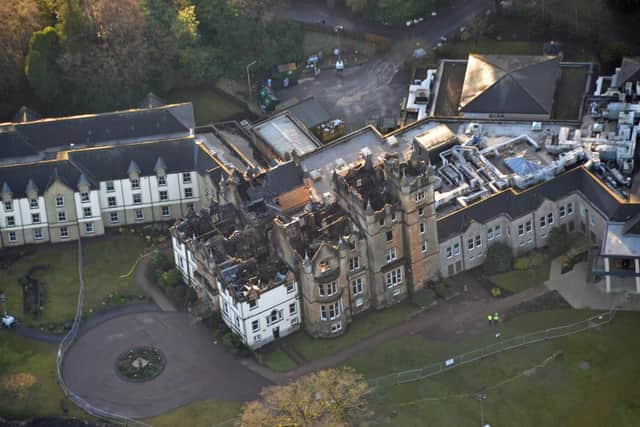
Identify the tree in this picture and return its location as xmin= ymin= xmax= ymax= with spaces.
xmin=0 ymin=0 xmax=47 ymax=96
xmin=484 ymin=242 xmax=513 ymax=275
xmin=25 ymin=26 xmax=60 ymax=105
xmin=607 ymin=0 xmax=640 ymax=12
xmin=240 ymin=367 xmax=370 ymax=427
xmin=346 ymin=0 xmax=368 ymax=13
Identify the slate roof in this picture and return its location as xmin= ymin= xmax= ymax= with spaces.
xmin=459 ymin=54 xmax=560 ymax=115
xmin=287 ymin=97 xmax=330 ymax=128
xmin=0 ymin=103 xmax=194 ymax=162
xmin=12 ymin=106 xmax=41 ymax=123
xmin=437 ymin=167 xmax=640 ymax=241
xmin=617 ymin=57 xmax=640 ymax=86
xmin=245 ymin=161 xmax=304 ymax=201
xmin=68 ymin=138 xmax=218 ymax=182
xmin=0 ymin=160 xmax=87 ymax=199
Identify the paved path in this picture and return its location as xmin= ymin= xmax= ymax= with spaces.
xmin=61 ymin=311 xmax=270 ymax=419
xmin=134 ymin=254 xmax=177 ymax=312
xmin=243 ymin=285 xmax=549 ymax=384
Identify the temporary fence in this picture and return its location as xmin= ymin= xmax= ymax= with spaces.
xmin=368 ymin=309 xmax=616 ymax=389
xmin=55 ymin=239 xmax=152 ymax=427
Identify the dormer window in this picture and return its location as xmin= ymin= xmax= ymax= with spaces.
xmin=30 ymin=198 xmax=38 ymax=209
xmin=80 ymin=192 xmax=90 ymax=203
xmin=183 ymin=172 xmax=192 ymax=184
xmin=130 ymin=178 xmax=140 ymax=190
xmin=415 ymin=191 xmax=425 ymax=202
xmin=158 ymin=175 xmax=167 ymax=186
xmin=3 ymin=201 xmax=12 ymax=211
xmin=55 ymin=195 xmax=64 ymax=207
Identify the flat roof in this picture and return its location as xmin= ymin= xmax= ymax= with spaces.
xmin=602 ymin=223 xmax=640 ymax=257
xmin=254 ymin=114 xmax=318 ymax=159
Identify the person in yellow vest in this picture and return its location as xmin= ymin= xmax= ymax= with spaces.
xmin=494 ymin=312 xmax=500 ymax=324
xmin=488 ymin=314 xmax=493 ymax=325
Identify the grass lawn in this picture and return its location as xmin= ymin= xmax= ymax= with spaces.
xmin=348 ymin=309 xmax=640 ymax=427
xmin=438 ymin=38 xmax=543 ymax=60
xmin=303 ymin=30 xmax=377 ymax=59
xmin=0 ymin=332 xmax=85 ymax=420
xmin=489 ymin=251 xmax=551 ymax=294
xmin=147 ymin=399 xmax=242 ymax=427
xmin=287 ymin=302 xmax=420 ymax=363
xmin=260 ymin=349 xmax=298 ymax=372
xmin=2 ymin=233 xmax=148 ymax=329
xmin=167 ymin=87 xmax=248 ymax=125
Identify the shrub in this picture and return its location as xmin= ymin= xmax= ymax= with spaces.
xmin=547 ymin=228 xmax=572 ymax=258
xmin=484 ymin=243 xmax=513 ymax=275
xmin=147 ymin=250 xmax=173 ymax=283
xmin=513 ymin=257 xmax=530 ymax=271
xmin=162 ymin=268 xmax=181 ymax=288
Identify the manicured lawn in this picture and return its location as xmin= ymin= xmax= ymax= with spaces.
xmin=303 ymin=30 xmax=378 ymax=59
xmin=349 ymin=309 xmax=640 ymax=427
xmin=0 ymin=332 xmax=84 ymax=420
xmin=260 ymin=349 xmax=298 ymax=372
xmin=167 ymin=87 xmax=248 ymax=125
xmin=287 ymin=302 xmax=420 ymax=362
xmin=1 ymin=233 xmax=148 ymax=329
xmin=438 ymin=38 xmax=543 ymax=60
xmin=147 ymin=399 xmax=242 ymax=427
xmin=489 ymin=251 xmax=551 ymax=294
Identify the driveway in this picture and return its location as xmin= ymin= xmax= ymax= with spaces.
xmin=277 ymin=0 xmax=491 ymax=130
xmin=62 ymin=311 xmax=270 ymax=419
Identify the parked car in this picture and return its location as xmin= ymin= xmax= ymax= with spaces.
xmin=2 ymin=314 xmax=17 ymax=328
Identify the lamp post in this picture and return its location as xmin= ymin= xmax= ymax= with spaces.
xmin=476 ymin=392 xmax=490 ymax=427
xmin=246 ymin=60 xmax=257 ymax=98
xmin=334 ymin=25 xmax=343 ymax=59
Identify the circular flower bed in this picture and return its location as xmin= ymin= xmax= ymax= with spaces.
xmin=115 ymin=347 xmax=165 ymax=382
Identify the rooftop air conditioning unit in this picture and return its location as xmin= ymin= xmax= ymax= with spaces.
xmin=531 ymin=122 xmax=543 ymax=132
xmin=385 ymin=136 xmax=398 ymax=147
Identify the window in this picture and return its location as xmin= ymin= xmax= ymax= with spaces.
xmin=110 ymin=212 xmax=119 ymax=223
xmin=254 ymin=334 xmax=262 ymax=342
xmin=386 ymin=230 xmax=393 ymax=242
xmin=590 ymin=216 xmax=595 ymax=226
xmin=559 ymin=205 xmax=566 ymax=218
xmin=60 ymin=226 xmax=69 ymax=238
xmin=85 ymin=223 xmax=94 ymax=233
xmin=289 ymin=303 xmax=297 ymax=315
xmin=418 ymin=207 xmax=424 ymax=216
xmin=319 ymin=260 xmax=330 ymax=272
xmin=320 ymin=302 xmax=340 ymax=320
xmin=6 ymin=216 xmax=15 ymax=226
xmin=319 ymin=282 xmax=337 ymax=297
xmin=349 ymin=257 xmax=360 ymax=271
xmin=379 ymin=217 xmax=385 ymax=226
xmin=57 ymin=211 xmax=66 ymax=222
xmin=567 ymin=202 xmax=573 ymax=215
xmin=453 ymin=243 xmax=460 ymax=256
xmin=286 ymin=283 xmax=295 ymax=293
xmin=31 ymin=213 xmax=40 ymax=224
xmin=33 ymin=228 xmax=43 ymax=240
xmin=487 ymin=228 xmax=494 ymax=240
xmin=235 ymin=315 xmax=240 ymax=327
xmin=135 ymin=209 xmax=144 ymax=221
xmin=252 ymin=320 xmax=259 ymax=332
xmin=158 ymin=175 xmax=167 ymax=186
xmin=391 ymin=212 xmax=397 ymax=222
xmin=331 ymin=322 xmax=342 ymax=333
xmin=223 ymin=301 xmax=229 ymax=315
xmin=184 ymin=188 xmax=193 ymax=198
xmin=548 ymin=213 xmax=554 ymax=225
xmin=415 ymin=191 xmax=425 ymax=202
xmin=83 ymin=207 xmax=92 ymax=218
xmin=352 ymin=277 xmax=364 ymax=295
xmin=108 ymin=196 xmax=117 ymax=207
xmin=80 ymin=192 xmax=90 ymax=203
xmin=386 ymin=267 xmax=403 ymax=287
xmin=526 ymin=220 xmax=532 ymax=233
xmin=540 ymin=215 xmax=546 ymax=228
xmin=420 ymin=223 xmax=425 ymax=233
xmin=133 ymin=193 xmax=142 ymax=204
xmin=475 ymin=235 xmax=481 ymax=247
xmin=291 ymin=317 xmax=299 ymax=325
xmin=183 ymin=172 xmax=192 ymax=183
xmin=468 ymin=238 xmax=474 ymax=250
xmin=421 ymin=241 xmax=428 ymax=253
xmin=446 ymin=246 xmax=452 ymax=258
xmin=30 ymin=198 xmax=38 ymax=209
xmin=8 ymin=231 xmax=16 ymax=242
xmin=159 ymin=190 xmax=168 ymax=201
xmin=4 ymin=201 xmax=12 ymax=211
xmin=495 ymin=225 xmax=502 ymax=237
xmin=130 ymin=178 xmax=140 ymax=189
xmin=248 ymin=299 xmax=257 ymax=310
xmin=386 ymin=247 xmax=397 ymax=262
xmin=162 ymin=206 xmax=170 ymax=217
xmin=518 ymin=224 xmax=524 ymax=236
xmin=266 ymin=309 xmax=283 ymax=326
xmin=106 ymin=181 xmax=115 ymax=192
xmin=55 ymin=195 xmax=64 ymax=207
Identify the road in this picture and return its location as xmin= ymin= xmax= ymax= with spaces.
xmin=276 ymin=0 xmax=492 ymax=130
